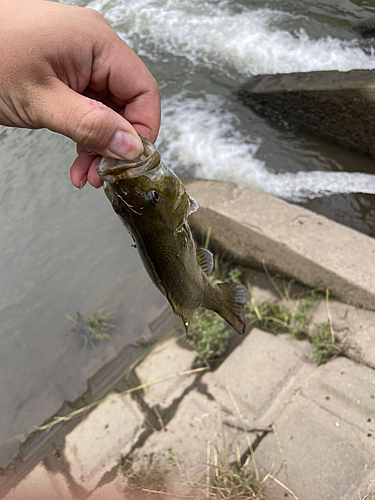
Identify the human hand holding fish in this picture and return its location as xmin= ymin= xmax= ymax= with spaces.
xmin=0 ymin=0 xmax=248 ymax=334
xmin=0 ymin=0 xmax=160 ymax=189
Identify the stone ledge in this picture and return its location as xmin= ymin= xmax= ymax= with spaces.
xmin=186 ymin=178 xmax=375 ymax=310
xmin=236 ymin=69 xmax=375 ymax=156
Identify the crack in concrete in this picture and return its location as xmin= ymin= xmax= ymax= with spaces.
xmin=123 ymin=371 xmax=207 ymax=463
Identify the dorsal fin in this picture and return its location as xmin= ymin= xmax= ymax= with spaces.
xmin=196 ymin=248 xmax=214 ymax=274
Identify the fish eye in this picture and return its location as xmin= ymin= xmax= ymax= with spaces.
xmin=148 ymin=189 xmax=160 ymax=205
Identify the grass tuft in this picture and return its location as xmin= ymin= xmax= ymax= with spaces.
xmin=210 ymin=458 xmax=264 ymax=499
xmin=310 ymin=322 xmax=346 ymax=365
xmin=67 ymin=307 xmax=115 ymax=348
xmin=190 ymin=310 xmax=229 ymax=361
xmin=189 ymin=264 xmax=246 ymax=362
xmin=247 ymin=298 xmax=310 ymax=340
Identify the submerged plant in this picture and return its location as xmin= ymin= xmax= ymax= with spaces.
xmin=67 ymin=307 xmax=115 ymax=349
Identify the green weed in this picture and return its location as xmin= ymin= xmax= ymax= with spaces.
xmin=190 ymin=310 xmax=229 ymax=361
xmin=310 ymin=322 xmax=346 ymax=365
xmin=67 ymin=307 xmax=115 ymax=349
xmin=248 ymin=299 xmax=308 ymax=339
xmin=212 ymin=262 xmax=244 ymax=285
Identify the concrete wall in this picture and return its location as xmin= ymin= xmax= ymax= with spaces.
xmin=236 ymin=69 xmax=375 ymax=157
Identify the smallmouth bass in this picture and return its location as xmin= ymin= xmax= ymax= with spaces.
xmin=96 ymin=138 xmax=248 ymax=335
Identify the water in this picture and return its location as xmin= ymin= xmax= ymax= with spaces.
xmin=1 ymin=0 xmax=375 ymax=469
xmin=91 ymin=0 xmax=375 ymax=229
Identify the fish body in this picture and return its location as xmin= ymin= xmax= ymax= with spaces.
xmin=97 ymin=138 xmax=248 ymax=334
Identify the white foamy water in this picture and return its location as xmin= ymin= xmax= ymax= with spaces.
xmin=83 ymin=0 xmax=375 ymax=201
xmin=158 ymin=94 xmax=375 ymax=202
xmin=88 ymin=0 xmax=375 ymax=75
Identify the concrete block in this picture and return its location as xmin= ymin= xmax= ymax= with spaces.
xmin=236 ymin=69 xmax=375 ymax=157
xmin=3 ymin=463 xmax=73 ymax=500
xmin=135 ymin=337 xmax=196 ymax=409
xmin=131 ymin=390 xmax=223 ymax=485
xmin=254 ymin=393 xmax=375 ymax=500
xmin=203 ymin=328 xmax=313 ymax=426
xmin=64 ymin=393 xmax=144 ymax=491
xmin=131 ymin=329 xmax=312 ymax=489
xmin=300 ymin=357 xmax=375 ymax=454
xmin=186 ymin=178 xmax=375 ymax=310
xmin=255 ymin=356 xmax=375 ymax=500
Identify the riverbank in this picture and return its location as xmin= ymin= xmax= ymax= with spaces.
xmin=2 ymin=180 xmax=375 ymax=500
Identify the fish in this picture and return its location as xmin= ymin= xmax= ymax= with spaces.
xmin=96 ymin=137 xmax=249 ymax=335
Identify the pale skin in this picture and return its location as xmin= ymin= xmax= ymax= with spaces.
xmin=0 ymin=0 xmax=161 ymax=189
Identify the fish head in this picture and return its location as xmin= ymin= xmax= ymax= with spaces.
xmin=96 ymin=138 xmax=197 ymax=227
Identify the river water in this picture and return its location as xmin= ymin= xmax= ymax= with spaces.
xmin=1 ymin=0 xmax=375 ymax=469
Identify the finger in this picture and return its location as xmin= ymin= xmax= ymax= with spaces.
xmin=91 ymin=38 xmax=161 ymax=143
xmin=38 ymin=80 xmax=144 ymax=160
xmin=70 ymin=150 xmax=92 ymax=189
xmin=122 ymin=91 xmax=161 ymax=143
xmin=87 ymin=157 xmax=102 ymax=188
xmin=70 ymin=152 xmax=89 ymax=189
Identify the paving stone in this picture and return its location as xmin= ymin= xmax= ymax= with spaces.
xmin=203 ymin=328 xmax=314 ymax=426
xmin=4 ymin=463 xmax=73 ymax=500
xmin=64 ymin=393 xmax=144 ymax=491
xmin=254 ymin=358 xmax=375 ymax=500
xmin=301 ymin=357 xmax=375 ymax=452
xmin=343 ymin=307 xmax=375 ymax=368
xmin=308 ymin=300 xmax=375 ymax=367
xmin=131 ymin=331 xmax=312 ymax=495
xmin=135 ymin=336 xmax=196 ymax=409
xmin=131 ymin=390 xmax=223 ymax=486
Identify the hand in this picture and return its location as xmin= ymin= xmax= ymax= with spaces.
xmin=0 ymin=0 xmax=160 ymax=188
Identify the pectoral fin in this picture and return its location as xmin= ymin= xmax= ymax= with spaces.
xmin=196 ymin=248 xmax=214 ymax=274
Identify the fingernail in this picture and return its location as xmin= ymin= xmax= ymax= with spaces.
xmin=79 ymin=176 xmax=87 ymax=189
xmin=108 ymin=130 xmax=143 ymax=160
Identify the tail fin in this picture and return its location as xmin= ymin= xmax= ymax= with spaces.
xmin=216 ymin=282 xmax=249 ymax=335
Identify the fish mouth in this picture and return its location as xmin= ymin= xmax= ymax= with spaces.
xmin=96 ymin=137 xmax=161 ymax=182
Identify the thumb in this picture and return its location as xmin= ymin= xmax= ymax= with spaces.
xmin=37 ymin=81 xmax=144 ymax=159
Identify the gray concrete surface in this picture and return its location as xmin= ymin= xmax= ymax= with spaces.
xmin=2 ymin=181 xmax=375 ymax=500
xmin=64 ymin=393 xmax=144 ymax=492
xmin=186 ymin=178 xmax=375 ymax=310
xmin=236 ymin=69 xmax=375 ymax=157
